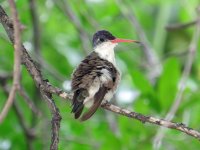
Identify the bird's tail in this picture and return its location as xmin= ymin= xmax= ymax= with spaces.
xmin=80 ymin=86 xmax=108 ymax=121
xmin=71 ymin=89 xmax=87 ymax=119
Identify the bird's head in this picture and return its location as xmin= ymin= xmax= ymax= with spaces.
xmin=92 ymin=30 xmax=139 ymax=50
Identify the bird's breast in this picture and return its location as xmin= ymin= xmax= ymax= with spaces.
xmin=94 ymin=42 xmax=117 ymax=66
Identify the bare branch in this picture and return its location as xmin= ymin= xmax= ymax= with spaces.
xmin=102 ymin=103 xmax=200 ymax=141
xmin=0 ymin=5 xmax=44 ymax=89
xmin=0 ymin=5 xmax=62 ymax=150
xmin=49 ymin=89 xmax=200 ymax=141
xmin=0 ymin=0 xmax=22 ymax=123
xmin=41 ymin=93 xmax=61 ymax=150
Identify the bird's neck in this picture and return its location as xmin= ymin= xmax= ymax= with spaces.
xmin=94 ymin=42 xmax=117 ymax=65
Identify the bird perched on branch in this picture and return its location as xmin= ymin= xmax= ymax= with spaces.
xmin=71 ymin=30 xmax=139 ymax=121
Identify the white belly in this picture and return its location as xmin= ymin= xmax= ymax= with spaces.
xmin=84 ymin=77 xmax=100 ymax=108
xmin=84 ymin=66 xmax=120 ymax=108
xmin=103 ymin=90 xmax=114 ymax=102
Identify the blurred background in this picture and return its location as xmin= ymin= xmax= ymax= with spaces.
xmin=0 ymin=0 xmax=200 ymax=149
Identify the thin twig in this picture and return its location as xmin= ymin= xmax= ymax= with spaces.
xmin=166 ymin=20 xmax=197 ymax=31
xmin=29 ymin=0 xmax=40 ymax=55
xmin=13 ymin=102 xmax=35 ymax=150
xmin=153 ymin=11 xmax=200 ymax=149
xmin=0 ymin=0 xmax=21 ymax=123
xmin=0 ymin=82 xmax=35 ymax=150
xmin=161 ymin=50 xmax=188 ymax=60
xmin=18 ymin=85 xmax=42 ymax=116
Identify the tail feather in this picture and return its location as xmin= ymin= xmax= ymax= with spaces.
xmin=80 ymin=86 xmax=108 ymax=121
xmin=71 ymin=89 xmax=87 ymax=119
xmin=74 ymin=106 xmax=84 ymax=119
xmin=71 ymin=102 xmax=83 ymax=113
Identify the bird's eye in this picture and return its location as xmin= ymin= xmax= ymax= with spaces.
xmin=99 ymin=38 xmax=105 ymax=42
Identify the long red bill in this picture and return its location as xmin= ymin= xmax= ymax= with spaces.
xmin=111 ymin=38 xmax=140 ymax=43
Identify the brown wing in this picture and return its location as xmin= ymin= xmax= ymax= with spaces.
xmin=71 ymin=52 xmax=100 ymax=119
xmin=71 ymin=52 xmax=98 ymax=90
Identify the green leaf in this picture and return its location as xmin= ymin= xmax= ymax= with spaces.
xmin=129 ymin=69 xmax=161 ymax=112
xmin=157 ymin=58 xmax=180 ymax=110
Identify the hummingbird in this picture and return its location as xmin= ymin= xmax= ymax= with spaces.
xmin=71 ymin=30 xmax=139 ymax=121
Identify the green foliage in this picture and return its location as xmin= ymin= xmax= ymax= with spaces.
xmin=158 ymin=58 xmax=180 ymax=110
xmin=0 ymin=0 xmax=200 ymax=150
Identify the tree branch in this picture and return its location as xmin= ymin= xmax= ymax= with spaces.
xmin=0 ymin=5 xmax=61 ymax=150
xmin=102 ymin=103 xmax=200 ymax=140
xmin=41 ymin=92 xmax=61 ymax=150
xmin=0 ymin=0 xmax=22 ymax=123
xmin=1 ymin=5 xmax=200 ymax=150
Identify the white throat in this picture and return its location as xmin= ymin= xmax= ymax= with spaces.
xmin=94 ymin=42 xmax=117 ymax=65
